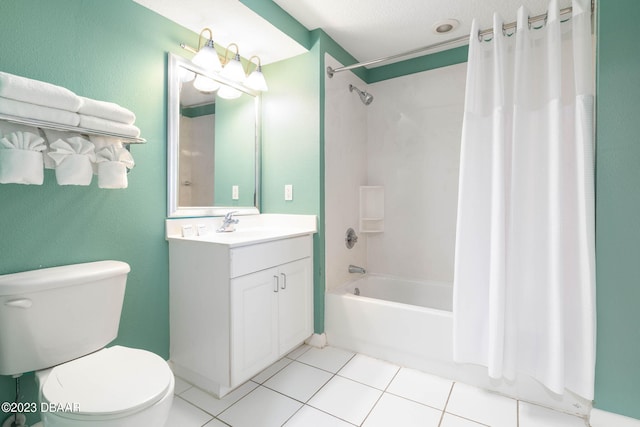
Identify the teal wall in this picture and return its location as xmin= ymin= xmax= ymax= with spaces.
xmin=0 ymin=0 xmax=192 ymax=422
xmin=261 ymin=40 xmax=324 ymax=331
xmin=594 ymin=0 xmax=640 ymax=419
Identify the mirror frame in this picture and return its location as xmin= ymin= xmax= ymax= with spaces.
xmin=167 ymin=53 xmax=261 ymax=217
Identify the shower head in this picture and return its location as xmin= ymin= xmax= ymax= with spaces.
xmin=349 ymin=84 xmax=374 ymax=105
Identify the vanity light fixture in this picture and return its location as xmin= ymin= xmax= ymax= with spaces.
xmin=191 ymin=28 xmax=223 ymax=92
xmin=193 ymin=75 xmax=220 ymax=93
xmin=217 ymin=43 xmax=245 ymax=99
xmin=216 ymin=84 xmax=241 ymax=100
xmin=220 ymin=43 xmax=246 ymax=83
xmin=245 ymin=56 xmax=269 ymax=92
xmin=192 ymin=28 xmax=223 ymax=72
xmin=181 ymin=30 xmax=267 ymax=96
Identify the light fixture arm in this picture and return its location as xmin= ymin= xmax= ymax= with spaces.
xmin=197 ymin=28 xmax=214 ymax=50
xmin=222 ymin=43 xmax=240 ymax=66
xmin=244 ymin=55 xmax=262 ymax=75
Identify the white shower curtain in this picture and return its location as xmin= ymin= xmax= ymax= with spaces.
xmin=453 ymin=0 xmax=595 ymax=399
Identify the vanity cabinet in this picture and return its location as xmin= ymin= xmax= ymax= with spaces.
xmin=231 ymin=257 xmax=312 ymax=384
xmin=168 ymin=234 xmax=313 ymax=398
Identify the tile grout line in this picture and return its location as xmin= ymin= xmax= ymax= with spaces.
xmin=275 ymin=348 xmax=359 ymax=426
xmin=358 ymin=366 xmax=403 ymax=427
xmin=436 ymin=381 xmax=455 ymax=427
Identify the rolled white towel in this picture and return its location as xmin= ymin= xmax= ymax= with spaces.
xmin=95 ymin=145 xmax=135 ymax=189
xmin=0 ymin=131 xmax=46 ymax=185
xmin=48 ymin=137 xmax=96 ymax=186
xmin=79 ymin=114 xmax=140 ymax=138
xmin=0 ymin=96 xmax=80 ymax=127
xmin=0 ymin=71 xmax=81 ymax=112
xmin=78 ymin=96 xmax=136 ymax=124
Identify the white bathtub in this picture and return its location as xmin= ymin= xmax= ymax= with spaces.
xmin=325 ymin=274 xmax=590 ymax=416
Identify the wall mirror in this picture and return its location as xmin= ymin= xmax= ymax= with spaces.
xmin=167 ymin=53 xmax=261 ymax=217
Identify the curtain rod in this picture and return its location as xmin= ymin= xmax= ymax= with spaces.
xmin=327 ymin=3 xmax=590 ymax=78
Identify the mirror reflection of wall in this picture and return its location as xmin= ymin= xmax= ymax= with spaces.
xmin=177 ymin=69 xmax=256 ymax=208
xmin=179 ymin=80 xmax=216 ymax=207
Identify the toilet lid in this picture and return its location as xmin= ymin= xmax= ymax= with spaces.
xmin=41 ymin=346 xmax=173 ymax=416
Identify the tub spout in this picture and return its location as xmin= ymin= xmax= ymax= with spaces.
xmin=348 ymin=264 xmax=366 ymax=274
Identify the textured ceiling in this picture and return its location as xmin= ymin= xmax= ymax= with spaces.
xmin=274 ymin=0 xmax=573 ymax=66
xmin=132 ymin=0 xmax=307 ymax=65
xmin=134 ymin=0 xmax=573 ymax=68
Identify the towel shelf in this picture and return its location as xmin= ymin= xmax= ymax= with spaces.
xmin=0 ymin=113 xmax=146 ymax=144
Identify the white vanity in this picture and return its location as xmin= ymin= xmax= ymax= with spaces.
xmin=166 ymin=214 xmax=317 ymax=397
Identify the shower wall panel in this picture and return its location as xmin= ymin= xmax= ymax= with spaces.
xmin=366 ymin=63 xmax=466 ymax=283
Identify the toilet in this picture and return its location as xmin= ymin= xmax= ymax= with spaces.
xmin=0 ymin=261 xmax=174 ymax=426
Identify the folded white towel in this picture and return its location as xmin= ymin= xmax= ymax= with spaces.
xmin=0 ymin=120 xmax=35 ymax=139
xmin=0 ymin=71 xmax=81 ymax=112
xmin=95 ymin=145 xmax=134 ymax=189
xmin=79 ymin=114 xmax=140 ymax=138
xmin=42 ymin=129 xmax=86 ymax=169
xmin=48 ymin=137 xmax=96 ymax=186
xmin=78 ymin=96 xmax=136 ymax=124
xmin=0 ymin=97 xmax=80 ymax=127
xmin=0 ymin=131 xmax=46 ymax=184
xmin=88 ymin=136 xmax=123 ymax=174
xmin=0 ymin=131 xmax=46 ymax=151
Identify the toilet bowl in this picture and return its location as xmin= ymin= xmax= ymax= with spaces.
xmin=0 ymin=261 xmax=174 ymax=426
xmin=37 ymin=346 xmax=174 ymax=427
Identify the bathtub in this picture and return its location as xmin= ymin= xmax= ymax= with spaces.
xmin=325 ymin=274 xmax=590 ymax=416
xmin=326 ymin=274 xmax=455 ymax=378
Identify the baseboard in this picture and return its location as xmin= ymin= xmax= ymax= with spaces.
xmin=590 ymin=408 xmax=640 ymax=427
xmin=305 ymin=333 xmax=327 ymax=348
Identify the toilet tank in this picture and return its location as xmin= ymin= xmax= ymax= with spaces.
xmin=0 ymin=261 xmax=130 ymax=376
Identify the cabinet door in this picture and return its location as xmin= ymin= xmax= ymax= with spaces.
xmin=278 ymin=258 xmax=313 ymax=354
xmin=230 ymin=267 xmax=279 ymax=386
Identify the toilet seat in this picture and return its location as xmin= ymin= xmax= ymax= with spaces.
xmin=40 ymin=346 xmax=173 ymax=420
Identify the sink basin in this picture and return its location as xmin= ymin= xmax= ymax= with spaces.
xmin=166 ymin=214 xmax=317 ymax=247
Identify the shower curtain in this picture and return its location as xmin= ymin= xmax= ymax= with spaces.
xmin=452 ymin=0 xmax=595 ymax=399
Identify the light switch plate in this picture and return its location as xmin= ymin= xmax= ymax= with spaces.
xmin=232 ymin=185 xmax=239 ymax=200
xmin=284 ymin=184 xmax=293 ymax=201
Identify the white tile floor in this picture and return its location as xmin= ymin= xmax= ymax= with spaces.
xmin=167 ymin=345 xmax=590 ymax=427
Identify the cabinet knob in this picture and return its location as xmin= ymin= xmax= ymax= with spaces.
xmin=273 ymin=275 xmax=279 ymax=292
xmin=280 ymin=273 xmax=287 ymax=290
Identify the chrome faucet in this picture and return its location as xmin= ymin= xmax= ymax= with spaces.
xmin=216 ymin=211 xmax=239 ymax=233
xmin=348 ymin=264 xmax=366 ymax=274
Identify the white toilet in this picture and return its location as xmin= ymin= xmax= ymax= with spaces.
xmin=0 ymin=261 xmax=174 ymax=426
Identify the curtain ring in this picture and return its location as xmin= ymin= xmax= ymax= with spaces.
xmin=528 ymin=14 xmax=548 ymax=30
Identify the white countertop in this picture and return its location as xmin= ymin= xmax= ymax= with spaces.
xmin=166 ymin=214 xmax=317 ymax=247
